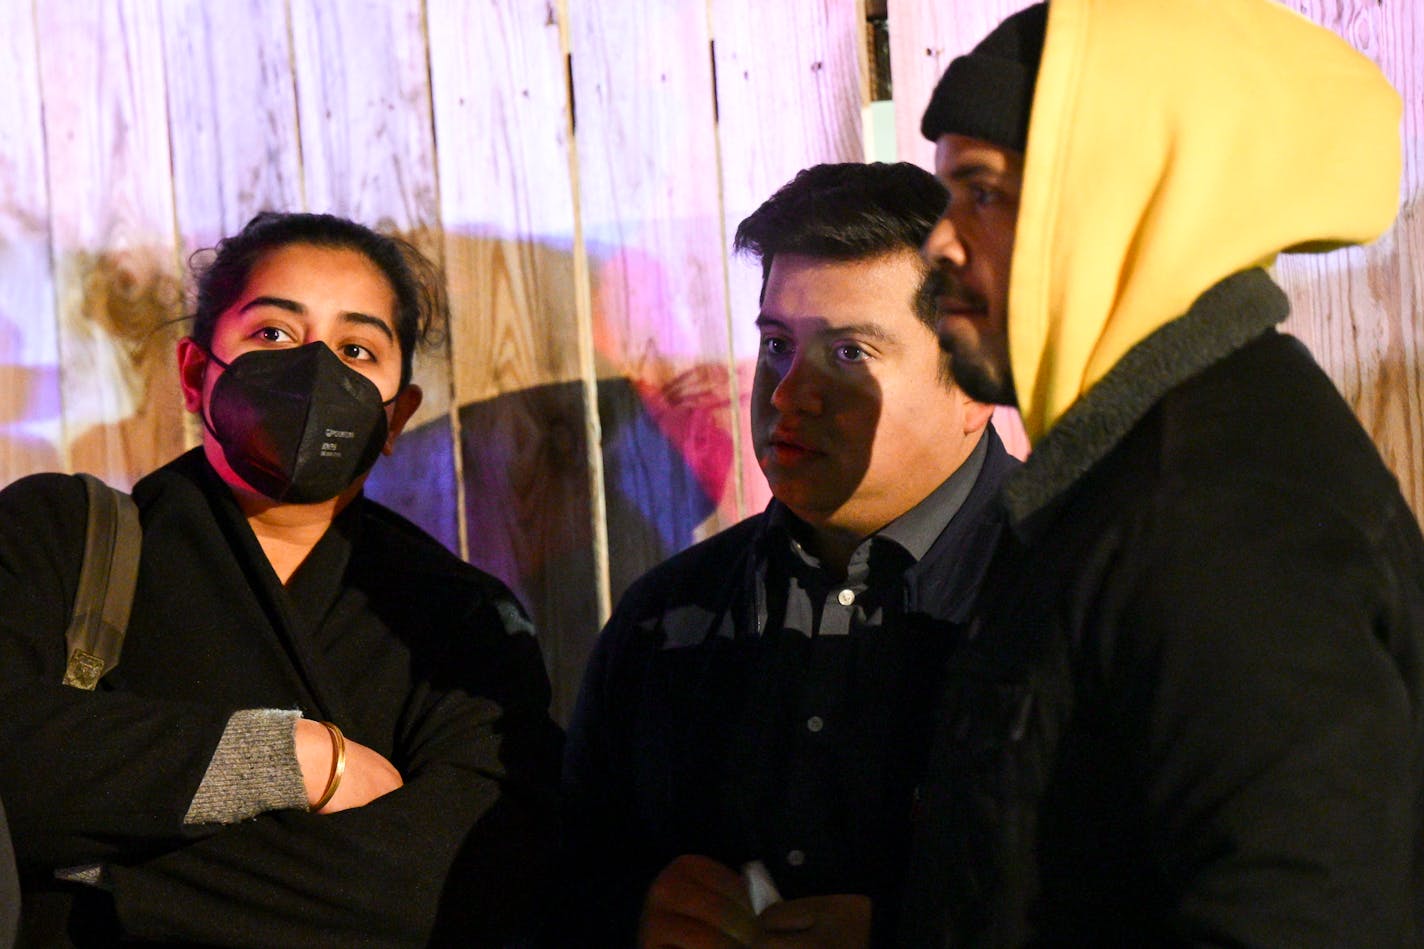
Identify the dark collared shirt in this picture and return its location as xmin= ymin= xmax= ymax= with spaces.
xmin=558 ymin=425 xmax=1017 ymax=946
xmin=738 ymin=432 xmax=989 ymax=900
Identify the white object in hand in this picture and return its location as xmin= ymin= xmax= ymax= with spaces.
xmin=742 ymin=860 xmax=782 ymax=914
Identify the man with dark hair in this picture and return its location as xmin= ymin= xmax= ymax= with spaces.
xmin=560 ymin=161 xmax=1018 ymax=947
xmin=905 ymin=1 xmax=1424 ymax=945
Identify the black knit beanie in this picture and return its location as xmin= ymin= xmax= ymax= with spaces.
xmin=920 ymin=2 xmax=1048 ymax=151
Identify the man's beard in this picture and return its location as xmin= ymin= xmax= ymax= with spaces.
xmin=923 ymin=267 xmax=1017 ymax=406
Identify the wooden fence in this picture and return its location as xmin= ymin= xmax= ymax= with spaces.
xmin=1 ymin=0 xmax=1418 ymax=720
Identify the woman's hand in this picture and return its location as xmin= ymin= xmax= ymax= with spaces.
xmin=294 ymin=718 xmax=404 ymax=813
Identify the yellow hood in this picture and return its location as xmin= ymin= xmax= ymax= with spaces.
xmin=1010 ymin=0 xmax=1402 ymax=443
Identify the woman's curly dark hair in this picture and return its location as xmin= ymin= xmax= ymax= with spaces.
xmin=188 ymin=211 xmax=446 ymax=388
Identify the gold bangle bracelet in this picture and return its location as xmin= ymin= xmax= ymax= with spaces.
xmin=311 ymin=721 xmax=347 ymax=812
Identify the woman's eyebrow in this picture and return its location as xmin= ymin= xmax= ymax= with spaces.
xmin=341 ymin=311 xmax=395 ymax=341
xmin=239 ymin=295 xmax=303 ymax=315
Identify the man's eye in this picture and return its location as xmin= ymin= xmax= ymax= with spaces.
xmin=835 ymin=344 xmax=868 ymax=363
xmin=340 ymin=343 xmax=374 ymax=361
xmin=972 ymin=186 xmax=999 ymax=206
xmin=762 ymin=337 xmax=790 ymax=357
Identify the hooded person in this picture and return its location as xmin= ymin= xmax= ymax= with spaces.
xmin=908 ymin=1 xmax=1424 ymax=945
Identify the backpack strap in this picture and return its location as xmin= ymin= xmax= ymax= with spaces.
xmin=62 ymin=474 xmax=141 ymax=690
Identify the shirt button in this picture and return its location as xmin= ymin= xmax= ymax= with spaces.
xmin=806 ymin=715 xmax=824 ymax=733
xmin=786 ymin=849 xmax=805 ymax=867
xmin=836 ymin=588 xmax=855 ymax=606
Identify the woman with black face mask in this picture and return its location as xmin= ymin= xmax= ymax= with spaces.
xmin=0 ymin=212 xmax=562 ymax=947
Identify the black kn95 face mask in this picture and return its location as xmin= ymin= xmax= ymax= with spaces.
xmin=199 ymin=341 xmax=394 ymax=503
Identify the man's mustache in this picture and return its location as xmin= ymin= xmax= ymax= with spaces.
xmin=922 ymin=266 xmax=988 ymax=314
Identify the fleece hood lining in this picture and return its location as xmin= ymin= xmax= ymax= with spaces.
xmin=1003 ymin=268 xmax=1289 ymax=530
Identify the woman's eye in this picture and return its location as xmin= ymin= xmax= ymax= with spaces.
xmin=253 ymin=326 xmax=292 ymax=344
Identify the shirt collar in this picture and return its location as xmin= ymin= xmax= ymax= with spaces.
xmin=878 ymin=428 xmax=988 ymax=561
xmin=763 ymin=427 xmax=989 ymax=568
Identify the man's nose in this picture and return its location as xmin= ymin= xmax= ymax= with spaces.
xmin=771 ymin=355 xmax=823 ymax=415
xmin=923 ymin=215 xmax=966 ymax=269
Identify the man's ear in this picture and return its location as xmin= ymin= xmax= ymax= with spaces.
xmin=176 ymin=337 xmax=209 ymax=413
xmin=383 ymin=384 xmax=423 ymax=455
xmin=962 ymin=393 xmax=995 ymax=436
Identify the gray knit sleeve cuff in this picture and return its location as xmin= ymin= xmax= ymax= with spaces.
xmin=184 ymin=708 xmax=309 ymax=825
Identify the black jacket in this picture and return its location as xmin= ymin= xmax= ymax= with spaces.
xmin=562 ymin=428 xmax=1018 ymax=946
xmin=0 ymin=449 xmax=562 ymax=947
xmin=901 ymin=270 xmax=1424 ymax=947
xmin=0 ymin=797 xmax=16 ymax=949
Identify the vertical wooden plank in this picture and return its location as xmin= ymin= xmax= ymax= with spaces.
xmin=429 ymin=0 xmax=599 ymax=723
xmin=291 ymin=0 xmax=439 ymax=235
xmin=161 ymin=0 xmax=303 ymax=456
xmin=162 ymin=0 xmax=303 ymax=255
xmin=290 ymin=0 xmax=458 ymax=550
xmin=1273 ymin=1 xmax=1423 ymax=525
xmin=36 ymin=1 xmax=184 ymax=488
xmin=710 ymin=0 xmax=867 ymax=521
xmin=886 ymin=0 xmax=1033 ymax=458
xmin=1385 ymin=0 xmax=1424 ymax=524
xmin=571 ymin=0 xmax=737 ymax=601
xmin=886 ymin=0 xmax=1035 ymax=174
xmin=0 ymin=1 xmax=63 ymax=483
